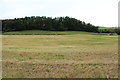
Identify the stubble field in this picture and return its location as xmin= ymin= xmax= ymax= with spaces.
xmin=2 ymin=31 xmax=118 ymax=78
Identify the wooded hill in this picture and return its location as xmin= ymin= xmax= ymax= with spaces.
xmin=2 ymin=16 xmax=98 ymax=32
xmin=2 ymin=16 xmax=120 ymax=35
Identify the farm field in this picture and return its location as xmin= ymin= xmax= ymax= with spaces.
xmin=2 ymin=31 xmax=118 ymax=78
xmin=3 ymin=30 xmax=117 ymax=35
xmin=3 ymin=30 xmax=98 ymax=35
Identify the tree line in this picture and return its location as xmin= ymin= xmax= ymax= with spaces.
xmin=2 ymin=16 xmax=98 ymax=32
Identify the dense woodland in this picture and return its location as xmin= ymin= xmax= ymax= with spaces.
xmin=2 ymin=16 xmax=98 ymax=32
xmin=2 ymin=16 xmax=120 ymax=34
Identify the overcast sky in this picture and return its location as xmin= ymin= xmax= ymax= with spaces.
xmin=0 ymin=0 xmax=119 ymax=27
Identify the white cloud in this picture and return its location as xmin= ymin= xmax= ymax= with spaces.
xmin=0 ymin=0 xmax=119 ymax=27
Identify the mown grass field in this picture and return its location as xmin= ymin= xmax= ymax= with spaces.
xmin=3 ymin=30 xmax=97 ymax=35
xmin=2 ymin=31 xmax=118 ymax=78
xmin=3 ymin=30 xmax=117 ymax=35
